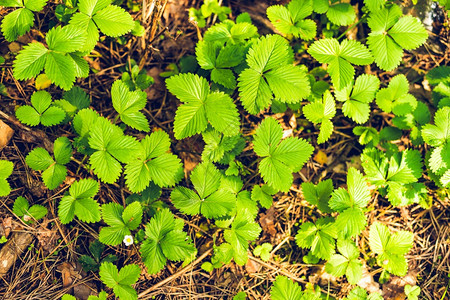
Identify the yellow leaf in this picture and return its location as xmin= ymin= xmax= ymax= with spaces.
xmin=314 ymin=150 xmax=327 ymax=165
xmin=35 ymin=74 xmax=51 ymax=90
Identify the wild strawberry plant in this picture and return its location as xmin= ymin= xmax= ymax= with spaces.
xmin=0 ymin=0 xmax=446 ymax=298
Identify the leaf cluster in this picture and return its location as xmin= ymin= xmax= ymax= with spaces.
xmin=25 ymin=136 xmax=72 ymax=190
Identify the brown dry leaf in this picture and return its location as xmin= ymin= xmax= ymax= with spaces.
xmin=259 ymin=207 xmax=277 ymax=237
xmin=358 ymin=264 xmax=381 ymax=294
xmin=0 ymin=232 xmax=33 ymax=276
xmin=314 ymin=150 xmax=327 ymax=166
xmin=58 ymin=262 xmax=75 ymax=287
xmin=35 ymin=226 xmax=59 ymax=254
xmin=245 ymin=258 xmax=261 ymax=274
xmin=382 ymin=270 xmax=417 ymax=300
xmin=0 ymin=217 xmax=12 ymax=237
xmin=0 ymin=119 xmax=14 ymax=150
xmin=8 ymin=42 xmax=21 ymax=53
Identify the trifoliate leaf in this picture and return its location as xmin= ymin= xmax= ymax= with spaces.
xmin=141 ymin=208 xmax=195 ymax=274
xmin=367 ymin=5 xmax=427 ymax=71
xmin=99 ymin=262 xmax=140 ymax=300
xmin=308 ymin=38 xmax=373 ymax=89
xmin=303 ymin=90 xmax=336 ymax=143
xmin=253 ymin=118 xmax=313 ymax=192
xmin=251 ymin=184 xmax=277 ymax=209
xmin=125 ymin=130 xmax=181 ymax=192
xmin=224 ymin=211 xmax=261 ymax=265
xmin=238 ymin=35 xmax=310 ymax=114
xmin=111 ymin=80 xmax=149 ymax=132
xmin=89 ymin=117 xmax=139 ymax=183
xmin=59 ymin=179 xmax=100 ymax=224
xmin=335 ymin=74 xmax=380 ymax=124
xmin=267 ymin=0 xmax=316 ymax=40
xmin=166 ymin=73 xmax=240 ymax=139
xmin=325 ymin=239 xmax=362 ymax=284
xmin=369 ymin=222 xmax=413 ymax=276
xmin=99 ymin=202 xmax=143 ymax=246
xmin=16 ymin=90 xmax=65 ymax=127
xmin=171 ymin=162 xmax=235 ymax=219
xmin=295 ymin=218 xmax=337 ymax=260
xmin=301 ymin=179 xmax=333 ymax=213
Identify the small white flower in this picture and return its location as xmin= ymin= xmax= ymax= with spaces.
xmin=123 ymin=235 xmax=134 ymax=246
xmin=23 ymin=215 xmax=31 ymax=222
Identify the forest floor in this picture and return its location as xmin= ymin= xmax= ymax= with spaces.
xmin=0 ymin=0 xmax=449 ymax=299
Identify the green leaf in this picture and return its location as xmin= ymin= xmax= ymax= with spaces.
xmin=78 ymin=0 xmax=110 ymax=16
xmin=167 ymin=73 xmax=239 ymax=138
xmin=25 ymin=147 xmax=53 ymax=170
xmin=89 ymin=117 xmax=139 ymax=183
xmin=238 ymin=35 xmax=310 ymax=114
xmin=59 ymin=179 xmax=100 ymax=224
xmin=253 ymin=118 xmax=313 ymax=192
xmin=327 ymin=3 xmax=355 ymax=26
xmin=389 ymin=16 xmax=428 ymax=50
xmin=224 ymin=212 xmax=261 ymax=265
xmin=367 ymin=5 xmax=427 ymax=71
xmin=335 ymin=74 xmax=380 ymax=124
xmin=45 ymin=51 xmax=76 ymax=90
xmin=325 ymin=240 xmax=362 ymax=284
xmin=205 ymin=92 xmax=240 ymax=136
xmin=295 ymin=218 xmax=337 ymax=260
xmin=69 ymin=12 xmax=99 ymax=52
xmin=46 ymin=25 xmax=87 ymax=53
xmin=23 ymin=0 xmax=47 ymax=11
xmin=404 ymin=285 xmax=421 ymax=300
xmin=251 ymin=184 xmax=277 ymax=209
xmin=122 ymin=201 xmax=143 ymax=230
xmin=111 ymin=80 xmax=149 ymax=132
xmin=1 ymin=8 xmax=34 ymax=42
xmin=422 ymin=107 xmax=450 ymax=147
xmin=93 ymin=5 xmax=134 ymax=37
xmin=13 ymin=196 xmax=29 ymax=216
xmin=369 ymin=222 xmax=413 ymax=276
xmin=160 ymin=231 xmax=196 ymax=261
xmin=301 ymin=179 xmax=333 ymax=213
xmin=210 ymin=68 xmax=236 ymax=89
xmin=171 ymin=162 xmax=235 ymax=219
xmin=125 ymin=131 xmax=181 ymax=192
xmin=42 ymin=163 xmax=67 ymax=190
xmin=53 ymin=136 xmax=72 ymax=165
xmin=303 ymin=90 xmax=336 ymax=143
xmin=141 ymin=208 xmax=195 ymax=274
xmin=265 ymin=64 xmax=311 ymax=103
xmin=16 ymin=90 xmax=66 ymax=127
xmin=271 ymin=276 xmax=303 ymax=300
xmin=308 ymin=38 xmax=373 ymax=89
xmin=15 ymin=105 xmax=40 ymax=126
xmin=99 ymin=262 xmax=140 ymax=300
xmin=267 ymin=0 xmax=316 ymax=39
xmin=13 ymin=42 xmax=48 ymax=80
